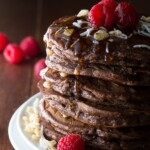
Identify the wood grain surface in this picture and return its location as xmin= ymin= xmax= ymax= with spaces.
xmin=0 ymin=0 xmax=149 ymax=150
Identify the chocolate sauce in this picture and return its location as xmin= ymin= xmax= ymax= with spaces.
xmin=74 ymin=57 xmax=83 ymax=100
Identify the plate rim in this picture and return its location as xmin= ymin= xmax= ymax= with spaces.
xmin=8 ymin=107 xmax=20 ymax=150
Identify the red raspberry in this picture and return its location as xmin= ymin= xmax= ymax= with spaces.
xmin=3 ymin=44 xmax=24 ymax=64
xmin=34 ymin=58 xmax=46 ymax=79
xmin=20 ymin=36 xmax=41 ymax=59
xmin=100 ymin=0 xmax=117 ymax=10
xmin=0 ymin=33 xmax=9 ymax=52
xmin=57 ymin=134 xmax=85 ymax=150
xmin=89 ymin=2 xmax=116 ymax=29
xmin=115 ymin=2 xmax=139 ymax=30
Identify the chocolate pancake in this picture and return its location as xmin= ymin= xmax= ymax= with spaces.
xmin=41 ymin=118 xmax=150 ymax=150
xmin=46 ymin=53 xmax=150 ymax=86
xmin=45 ymin=99 xmax=150 ymax=128
xmin=40 ymin=102 xmax=150 ymax=141
xmin=44 ymin=16 xmax=150 ymax=69
xmin=38 ymin=88 xmax=150 ymax=128
xmin=39 ymin=68 xmax=150 ymax=110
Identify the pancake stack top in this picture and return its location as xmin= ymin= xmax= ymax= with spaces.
xmin=38 ymin=2 xmax=150 ymax=149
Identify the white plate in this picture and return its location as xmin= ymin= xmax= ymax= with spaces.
xmin=8 ymin=93 xmax=42 ymax=150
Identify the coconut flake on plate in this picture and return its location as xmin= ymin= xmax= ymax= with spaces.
xmin=22 ymin=97 xmax=57 ymax=150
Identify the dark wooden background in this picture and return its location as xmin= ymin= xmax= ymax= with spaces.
xmin=0 ymin=0 xmax=149 ymax=150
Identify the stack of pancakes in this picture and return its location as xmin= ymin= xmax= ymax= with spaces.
xmin=38 ymin=15 xmax=150 ymax=149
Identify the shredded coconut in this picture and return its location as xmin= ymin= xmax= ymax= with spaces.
xmin=80 ymin=28 xmax=94 ymax=37
xmin=93 ymin=40 xmax=99 ymax=44
xmin=133 ymin=44 xmax=150 ymax=49
xmin=73 ymin=20 xmax=89 ymax=28
xmin=137 ymin=20 xmax=150 ymax=37
xmin=105 ymin=42 xmax=109 ymax=53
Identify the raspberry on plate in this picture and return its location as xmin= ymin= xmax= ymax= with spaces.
xmin=34 ymin=58 xmax=46 ymax=79
xmin=20 ymin=36 xmax=41 ymax=59
xmin=89 ymin=2 xmax=116 ymax=29
xmin=0 ymin=33 xmax=9 ymax=52
xmin=57 ymin=134 xmax=85 ymax=150
xmin=115 ymin=2 xmax=139 ymax=30
xmin=3 ymin=44 xmax=24 ymax=64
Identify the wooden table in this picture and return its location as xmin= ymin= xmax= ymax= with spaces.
xmin=0 ymin=0 xmax=149 ymax=149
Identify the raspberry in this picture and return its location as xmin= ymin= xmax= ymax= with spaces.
xmin=20 ymin=36 xmax=41 ymax=59
xmin=3 ymin=44 xmax=24 ymax=64
xmin=89 ymin=2 xmax=116 ymax=29
xmin=115 ymin=2 xmax=139 ymax=30
xmin=34 ymin=58 xmax=46 ymax=79
xmin=57 ymin=134 xmax=85 ymax=150
xmin=100 ymin=0 xmax=117 ymax=10
xmin=0 ymin=33 xmax=9 ymax=52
